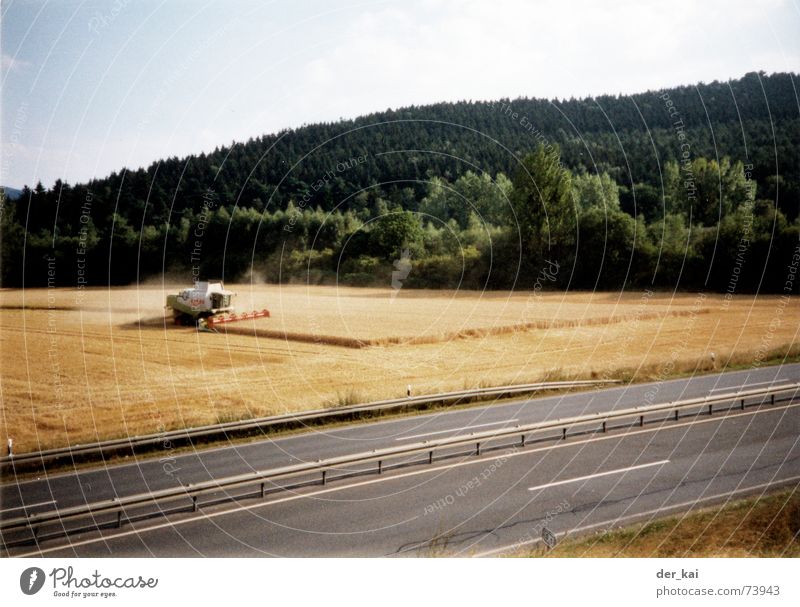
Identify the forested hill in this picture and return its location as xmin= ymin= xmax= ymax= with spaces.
xmin=2 ymin=71 xmax=799 ymax=291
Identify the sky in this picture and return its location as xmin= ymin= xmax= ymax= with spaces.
xmin=2 ymin=0 xmax=799 ymax=189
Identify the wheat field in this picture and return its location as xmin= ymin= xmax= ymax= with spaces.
xmin=1 ymin=284 xmax=797 ymax=452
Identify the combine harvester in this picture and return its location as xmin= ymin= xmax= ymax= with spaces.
xmin=165 ymin=280 xmax=270 ymax=331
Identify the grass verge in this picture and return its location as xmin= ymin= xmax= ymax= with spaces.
xmin=528 ymin=487 xmax=800 ymax=558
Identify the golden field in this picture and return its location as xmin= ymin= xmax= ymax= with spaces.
xmin=0 ymin=284 xmax=798 ymax=452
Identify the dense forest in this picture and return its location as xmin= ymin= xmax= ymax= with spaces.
xmin=1 ymin=71 xmax=798 ymax=292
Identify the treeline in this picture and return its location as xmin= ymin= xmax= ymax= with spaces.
xmin=3 ymin=150 xmax=797 ymax=292
xmin=1 ymin=71 xmax=798 ymax=292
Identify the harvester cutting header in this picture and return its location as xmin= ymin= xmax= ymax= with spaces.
xmin=166 ymin=281 xmax=270 ymax=330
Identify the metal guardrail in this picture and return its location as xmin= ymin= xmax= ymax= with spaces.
xmin=2 ymin=382 xmax=797 ymax=545
xmin=0 ymin=379 xmax=618 ymax=472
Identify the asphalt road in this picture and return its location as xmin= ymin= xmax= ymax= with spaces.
xmin=2 ymin=364 xmax=799 ymax=556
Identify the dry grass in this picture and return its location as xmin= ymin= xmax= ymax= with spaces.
xmin=0 ymin=284 xmax=798 ymax=452
xmin=529 ymin=487 xmax=800 ymax=557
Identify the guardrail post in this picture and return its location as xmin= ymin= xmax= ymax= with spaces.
xmin=602 ymin=421 xmax=606 ymax=433
xmin=708 ymin=404 xmax=713 ymax=415
xmin=770 ymin=394 xmax=774 ymax=405
xmin=639 ymin=415 xmax=644 ymax=427
xmin=260 ymin=483 xmax=265 ymax=498
xmin=742 ymin=398 xmax=746 ymax=410
xmin=674 ymin=410 xmax=679 ymax=421
xmin=520 ymin=434 xmax=526 ymax=447
xmin=117 ymin=511 xmax=122 ymax=528
xmin=476 ymin=442 xmax=481 ymax=456
xmin=562 ymin=428 xmax=567 ymax=440
xmin=429 ymin=451 xmax=433 ymax=464
xmin=322 ymin=470 xmax=327 ymax=485
xmin=192 ymin=496 xmax=198 ymax=512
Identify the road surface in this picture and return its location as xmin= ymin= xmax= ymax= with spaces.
xmin=2 ymin=364 xmax=798 ymax=556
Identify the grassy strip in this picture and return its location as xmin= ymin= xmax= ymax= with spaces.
xmin=612 ymin=342 xmax=800 ymax=384
xmin=529 ymin=487 xmax=800 ymax=558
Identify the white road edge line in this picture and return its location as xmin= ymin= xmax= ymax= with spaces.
xmin=395 ymin=419 xmax=519 ymax=441
xmin=8 ymin=401 xmax=798 ymax=558
xmin=527 ymin=460 xmax=669 ymax=492
xmin=0 ymin=499 xmax=56 ymax=514
xmin=708 ymin=380 xmax=791 ymax=393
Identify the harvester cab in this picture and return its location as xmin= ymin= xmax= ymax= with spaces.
xmin=166 ymin=281 xmax=236 ymax=326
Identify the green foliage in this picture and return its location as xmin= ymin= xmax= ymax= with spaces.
xmin=510 ymin=145 xmax=576 ymax=263
xmin=368 ymin=211 xmax=424 ymax=259
xmin=665 ymin=157 xmax=752 ymax=225
xmin=572 ymin=171 xmax=620 ymax=211
xmin=420 ymin=171 xmax=511 ymax=228
xmin=340 ymin=255 xmax=384 ymax=286
xmin=408 ymin=247 xmax=484 ymax=289
xmin=2 ymin=72 xmax=799 ymax=293
xmin=575 ymin=206 xmax=637 ymax=287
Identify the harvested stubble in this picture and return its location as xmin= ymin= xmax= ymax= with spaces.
xmin=0 ymin=285 xmax=797 ymax=452
xmin=219 ymin=308 xmax=711 ymax=348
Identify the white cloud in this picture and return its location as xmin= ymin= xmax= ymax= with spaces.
xmin=1 ymin=52 xmax=31 ymax=74
xmin=4 ymin=0 xmax=797 ymax=186
xmin=285 ymin=0 xmax=797 ymax=126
